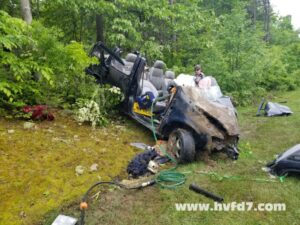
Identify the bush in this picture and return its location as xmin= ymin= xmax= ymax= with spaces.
xmin=0 ymin=10 xmax=97 ymax=110
xmin=75 ymin=86 xmax=124 ymax=127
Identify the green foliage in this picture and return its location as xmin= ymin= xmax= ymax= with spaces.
xmin=0 ymin=10 xmax=97 ymax=110
xmin=1 ymin=0 xmax=300 ymax=107
xmin=75 ymin=86 xmax=124 ymax=127
xmin=75 ymin=99 xmax=108 ymax=127
xmin=40 ymin=0 xmax=115 ymax=43
xmin=0 ymin=11 xmax=50 ymax=108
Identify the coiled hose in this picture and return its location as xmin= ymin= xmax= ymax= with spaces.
xmin=79 ymin=94 xmax=186 ymax=224
xmin=150 ymin=95 xmax=186 ymax=189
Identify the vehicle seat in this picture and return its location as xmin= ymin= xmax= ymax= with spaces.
xmin=125 ymin=53 xmax=137 ymax=63
xmin=139 ymin=79 xmax=166 ymax=113
xmin=164 ymin=70 xmax=175 ymax=87
xmin=165 ymin=70 xmax=175 ymax=79
xmin=149 ymin=60 xmax=167 ymax=92
xmin=140 ymin=79 xmax=159 ymax=98
xmin=122 ymin=53 xmax=137 ymax=75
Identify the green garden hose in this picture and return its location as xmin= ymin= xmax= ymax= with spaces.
xmin=150 ymin=96 xmax=186 ymax=189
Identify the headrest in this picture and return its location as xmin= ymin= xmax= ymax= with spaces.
xmin=153 ymin=60 xmax=165 ymax=69
xmin=151 ymin=67 xmax=164 ymax=78
xmin=125 ymin=53 xmax=137 ymax=63
xmin=165 ymin=70 xmax=175 ymax=79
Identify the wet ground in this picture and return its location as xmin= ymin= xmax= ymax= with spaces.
xmin=0 ymin=110 xmax=153 ymax=225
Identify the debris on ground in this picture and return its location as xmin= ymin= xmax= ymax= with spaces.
xmin=189 ymin=183 xmax=224 ymax=202
xmin=90 ymin=163 xmax=99 ymax=172
xmin=256 ymin=98 xmax=293 ymax=117
xmin=23 ymin=122 xmax=35 ymax=129
xmin=147 ymin=160 xmax=159 ymax=173
xmin=119 ymin=176 xmax=156 ymax=189
xmin=127 ymin=141 xmax=170 ymax=178
xmin=75 ymin=165 xmax=85 ymax=176
xmin=51 ymin=214 xmax=77 ymax=225
xmin=127 ymin=149 xmax=158 ymax=177
xmin=266 ymin=144 xmax=300 ymax=176
xmin=130 ymin=142 xmax=149 ymax=150
xmin=7 ymin=129 xmax=15 ymax=134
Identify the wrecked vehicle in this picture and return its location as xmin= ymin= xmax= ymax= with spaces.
xmin=267 ymin=144 xmax=300 ymax=176
xmin=86 ymin=42 xmax=239 ymax=163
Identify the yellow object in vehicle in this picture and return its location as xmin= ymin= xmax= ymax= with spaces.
xmin=133 ymin=102 xmax=152 ymax=117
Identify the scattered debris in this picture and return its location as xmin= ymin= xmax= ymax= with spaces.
xmin=90 ymin=163 xmax=99 ymax=172
xmin=7 ymin=129 xmax=15 ymax=134
xmin=119 ymin=176 xmax=156 ymax=189
xmin=256 ymin=98 xmax=293 ymax=117
xmin=189 ymin=183 xmax=224 ymax=202
xmin=130 ymin=142 xmax=150 ymax=150
xmin=23 ymin=122 xmax=35 ymax=129
xmin=127 ymin=149 xmax=158 ymax=177
xmin=51 ymin=214 xmax=77 ymax=225
xmin=266 ymin=144 xmax=300 ymax=176
xmin=147 ymin=160 xmax=159 ymax=174
xmin=75 ymin=165 xmax=85 ymax=176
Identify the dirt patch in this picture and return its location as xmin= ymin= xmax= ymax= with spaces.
xmin=55 ymin=186 xmax=164 ymax=225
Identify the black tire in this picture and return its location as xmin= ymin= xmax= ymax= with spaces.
xmin=168 ymin=129 xmax=195 ymax=163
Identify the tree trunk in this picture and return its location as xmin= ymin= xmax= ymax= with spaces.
xmin=20 ymin=0 xmax=32 ymax=24
xmin=252 ymin=0 xmax=257 ymax=28
xmin=96 ymin=14 xmax=105 ymax=42
xmin=262 ymin=0 xmax=270 ymax=42
xmin=36 ymin=0 xmax=40 ymax=18
xmin=169 ymin=0 xmax=176 ymax=42
xmin=169 ymin=0 xmax=176 ymax=62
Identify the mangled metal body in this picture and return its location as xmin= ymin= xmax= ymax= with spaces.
xmin=158 ymin=86 xmax=239 ymax=158
xmin=267 ymin=144 xmax=300 ymax=176
xmin=86 ymin=42 xmax=240 ymax=162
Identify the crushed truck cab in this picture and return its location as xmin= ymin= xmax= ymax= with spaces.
xmin=86 ymin=42 xmax=239 ymax=163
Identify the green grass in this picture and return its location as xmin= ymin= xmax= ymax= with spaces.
xmin=1 ymin=89 xmax=300 ymax=225
xmin=58 ymin=89 xmax=300 ymax=225
xmin=0 ymin=111 xmax=153 ymax=225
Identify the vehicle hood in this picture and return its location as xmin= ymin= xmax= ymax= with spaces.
xmin=182 ymin=86 xmax=239 ymax=136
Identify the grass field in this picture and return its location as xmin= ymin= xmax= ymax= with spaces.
xmin=1 ymin=89 xmax=300 ymax=225
xmin=0 ymin=112 xmax=152 ymax=225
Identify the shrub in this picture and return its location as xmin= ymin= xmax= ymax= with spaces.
xmin=0 ymin=10 xmax=97 ymax=110
xmin=75 ymin=86 xmax=123 ymax=127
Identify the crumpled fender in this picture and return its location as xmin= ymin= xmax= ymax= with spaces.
xmin=182 ymin=86 xmax=239 ymax=137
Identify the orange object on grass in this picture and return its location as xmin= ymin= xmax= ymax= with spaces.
xmin=80 ymin=202 xmax=88 ymax=210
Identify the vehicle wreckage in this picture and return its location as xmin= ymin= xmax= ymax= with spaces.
xmin=85 ymin=42 xmax=240 ymax=162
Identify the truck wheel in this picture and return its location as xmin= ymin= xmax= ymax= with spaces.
xmin=168 ymin=129 xmax=195 ymax=163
